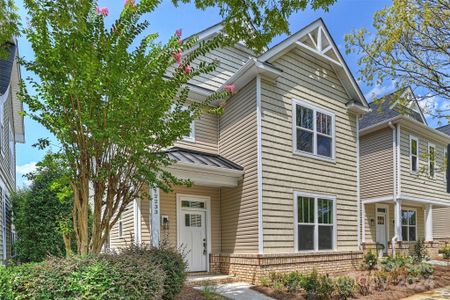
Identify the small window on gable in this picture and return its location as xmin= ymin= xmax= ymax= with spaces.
xmin=183 ymin=120 xmax=195 ymax=142
xmin=429 ymin=144 xmax=436 ymax=178
xmin=410 ymin=136 xmax=418 ymax=173
xmin=293 ymin=100 xmax=335 ymax=160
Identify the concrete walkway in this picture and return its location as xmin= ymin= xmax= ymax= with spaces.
xmin=195 ymin=282 xmax=274 ymax=300
xmin=402 ymin=286 xmax=450 ymax=299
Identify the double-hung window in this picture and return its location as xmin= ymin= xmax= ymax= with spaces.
xmin=428 ymin=143 xmax=436 ymax=178
xmin=401 ymin=209 xmax=416 ymax=241
xmin=293 ymin=100 xmax=335 ymax=160
xmin=410 ymin=136 xmax=418 ymax=173
xmin=295 ymin=193 xmax=335 ymax=251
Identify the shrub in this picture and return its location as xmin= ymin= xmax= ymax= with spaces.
xmin=282 ymin=271 xmax=303 ymax=293
xmin=301 ymin=269 xmax=335 ymax=300
xmin=259 ymin=276 xmax=270 ymax=287
xmin=373 ymin=270 xmax=388 ymax=291
xmin=335 ymin=276 xmax=355 ymax=300
xmin=357 ymin=276 xmax=371 ymax=296
xmin=413 ymin=238 xmax=428 ymax=263
xmin=363 ymin=250 xmax=377 ymax=270
xmin=418 ymin=262 xmax=434 ymax=278
xmin=441 ymin=245 xmax=450 ymax=259
xmin=0 ymin=245 xmax=189 ymax=300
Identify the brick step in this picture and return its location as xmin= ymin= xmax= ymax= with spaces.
xmin=186 ymin=273 xmax=237 ymax=286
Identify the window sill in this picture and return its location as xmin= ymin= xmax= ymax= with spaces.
xmin=292 ymin=150 xmax=336 ymax=163
xmin=181 ymin=137 xmax=196 ymax=143
xmin=294 ymin=248 xmax=337 ymax=254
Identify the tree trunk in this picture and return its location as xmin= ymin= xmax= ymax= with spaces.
xmin=63 ymin=233 xmax=72 ymax=256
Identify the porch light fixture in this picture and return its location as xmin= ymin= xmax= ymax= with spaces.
xmin=370 ymin=219 xmax=375 ymax=226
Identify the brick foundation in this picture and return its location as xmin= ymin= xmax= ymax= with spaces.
xmin=362 ymin=240 xmax=444 ymax=258
xmin=210 ymin=251 xmax=363 ymax=284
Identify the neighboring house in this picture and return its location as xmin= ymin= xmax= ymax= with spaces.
xmin=359 ymin=87 xmax=450 ymax=257
xmin=433 ymin=124 xmax=450 ymax=242
xmin=109 ymin=18 xmax=371 ymax=282
xmin=0 ymin=40 xmax=25 ymax=262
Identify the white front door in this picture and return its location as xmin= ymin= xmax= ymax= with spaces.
xmin=376 ymin=206 xmax=388 ymax=253
xmin=179 ymin=199 xmax=208 ymax=272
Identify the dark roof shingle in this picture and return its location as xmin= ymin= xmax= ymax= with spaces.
xmin=166 ymin=147 xmax=243 ymax=171
xmin=0 ymin=42 xmax=16 ymax=96
xmin=359 ymin=89 xmax=424 ymax=129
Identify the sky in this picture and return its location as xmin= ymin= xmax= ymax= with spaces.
xmin=13 ymin=0 xmax=443 ymax=187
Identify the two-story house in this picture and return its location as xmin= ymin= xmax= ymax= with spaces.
xmin=360 ymin=87 xmax=450 ymax=257
xmin=109 ymin=18 xmax=371 ymax=282
xmin=0 ymin=39 xmax=25 ymax=262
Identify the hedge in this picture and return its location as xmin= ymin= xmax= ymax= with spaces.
xmin=0 ymin=244 xmax=187 ymax=300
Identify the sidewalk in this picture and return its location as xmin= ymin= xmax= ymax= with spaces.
xmin=195 ymin=282 xmax=275 ymax=300
xmin=402 ymin=286 xmax=450 ymax=300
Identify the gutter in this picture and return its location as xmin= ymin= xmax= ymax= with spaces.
xmin=388 ymin=121 xmax=398 ymax=255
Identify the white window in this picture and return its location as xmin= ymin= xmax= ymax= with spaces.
xmin=445 ymin=148 xmax=448 ymax=182
xmin=183 ymin=120 xmax=195 ymax=142
xmin=8 ymin=123 xmax=14 ymax=175
xmin=294 ymin=193 xmax=336 ymax=251
xmin=293 ymin=99 xmax=335 ymax=160
xmin=428 ymin=143 xmax=436 ymax=178
xmin=401 ymin=209 xmax=416 ymax=241
xmin=118 ymin=215 xmax=123 ymax=238
xmin=410 ymin=136 xmax=419 ymax=173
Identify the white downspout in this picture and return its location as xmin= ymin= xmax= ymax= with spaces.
xmin=356 ymin=115 xmax=361 ymax=250
xmin=388 ymin=121 xmax=398 ymax=255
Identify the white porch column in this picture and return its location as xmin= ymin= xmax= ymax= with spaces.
xmin=151 ymin=187 xmax=160 ymax=247
xmin=425 ymin=204 xmax=433 ymax=242
xmin=362 ymin=203 xmax=366 ymax=243
xmin=395 ymin=199 xmax=402 ymax=241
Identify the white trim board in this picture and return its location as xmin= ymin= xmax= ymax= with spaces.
xmin=256 ymin=75 xmax=264 ymax=254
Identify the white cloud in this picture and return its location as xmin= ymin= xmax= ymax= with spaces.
xmin=364 ymin=81 xmax=397 ymax=101
xmin=16 ymin=162 xmax=37 ymax=187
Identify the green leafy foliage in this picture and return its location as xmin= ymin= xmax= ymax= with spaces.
xmin=0 ymin=244 xmax=186 ymax=299
xmin=11 ymin=153 xmax=74 ymax=262
xmin=413 ymin=238 xmax=428 ymax=263
xmin=174 ymin=0 xmax=336 ymax=53
xmin=335 ymin=276 xmax=356 ymax=300
xmin=301 ymin=269 xmax=335 ymax=300
xmin=363 ymin=250 xmax=378 ymax=270
xmin=345 ymin=0 xmax=450 ymax=112
xmin=441 ymin=245 xmax=450 ymax=259
xmin=0 ymin=0 xmax=19 ymax=59
xmin=282 ymin=271 xmax=304 ymax=293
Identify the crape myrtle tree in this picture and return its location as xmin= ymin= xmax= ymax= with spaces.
xmin=20 ymin=0 xmax=336 ymax=255
xmin=345 ymin=0 xmax=450 ymax=117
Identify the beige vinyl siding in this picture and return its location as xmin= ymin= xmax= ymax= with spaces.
xmin=157 ymin=185 xmax=221 ymax=253
xmin=174 ymin=111 xmax=218 ymax=154
xmin=399 ymin=127 xmax=450 ymax=201
xmin=360 ymin=128 xmax=394 ymax=200
xmin=140 ymin=197 xmax=151 ymax=243
xmin=110 ymin=201 xmax=135 ymax=249
xmin=219 ymin=80 xmax=258 ymax=253
xmin=433 ymin=207 xmax=450 ymax=239
xmin=364 ymin=203 xmax=424 ymax=243
xmin=260 ymin=48 xmax=359 ymax=253
xmin=187 ymin=47 xmax=252 ymax=91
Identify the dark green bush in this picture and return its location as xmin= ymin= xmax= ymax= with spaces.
xmin=363 ymin=250 xmax=377 ymax=270
xmin=412 ymin=238 xmax=428 ymax=263
xmin=0 ymin=246 xmax=178 ymax=299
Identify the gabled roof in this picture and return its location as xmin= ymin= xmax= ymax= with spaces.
xmin=258 ymin=18 xmax=368 ymax=107
xmin=0 ymin=40 xmax=25 ymax=143
xmin=436 ymin=124 xmax=450 ymax=136
xmin=166 ymin=147 xmax=243 ymax=171
xmin=360 ymin=87 xmax=425 ymax=130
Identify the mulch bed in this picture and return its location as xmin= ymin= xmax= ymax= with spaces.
xmin=251 ymin=266 xmax=450 ymax=300
xmin=176 ymin=286 xmax=206 ymax=300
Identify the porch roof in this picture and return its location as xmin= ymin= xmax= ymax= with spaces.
xmin=165 ymin=147 xmax=244 ymax=187
xmin=166 ymin=147 xmax=243 ymax=171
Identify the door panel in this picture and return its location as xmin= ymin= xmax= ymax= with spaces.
xmin=180 ymin=210 xmax=207 ymax=272
xmin=376 ymin=208 xmax=387 ymax=253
